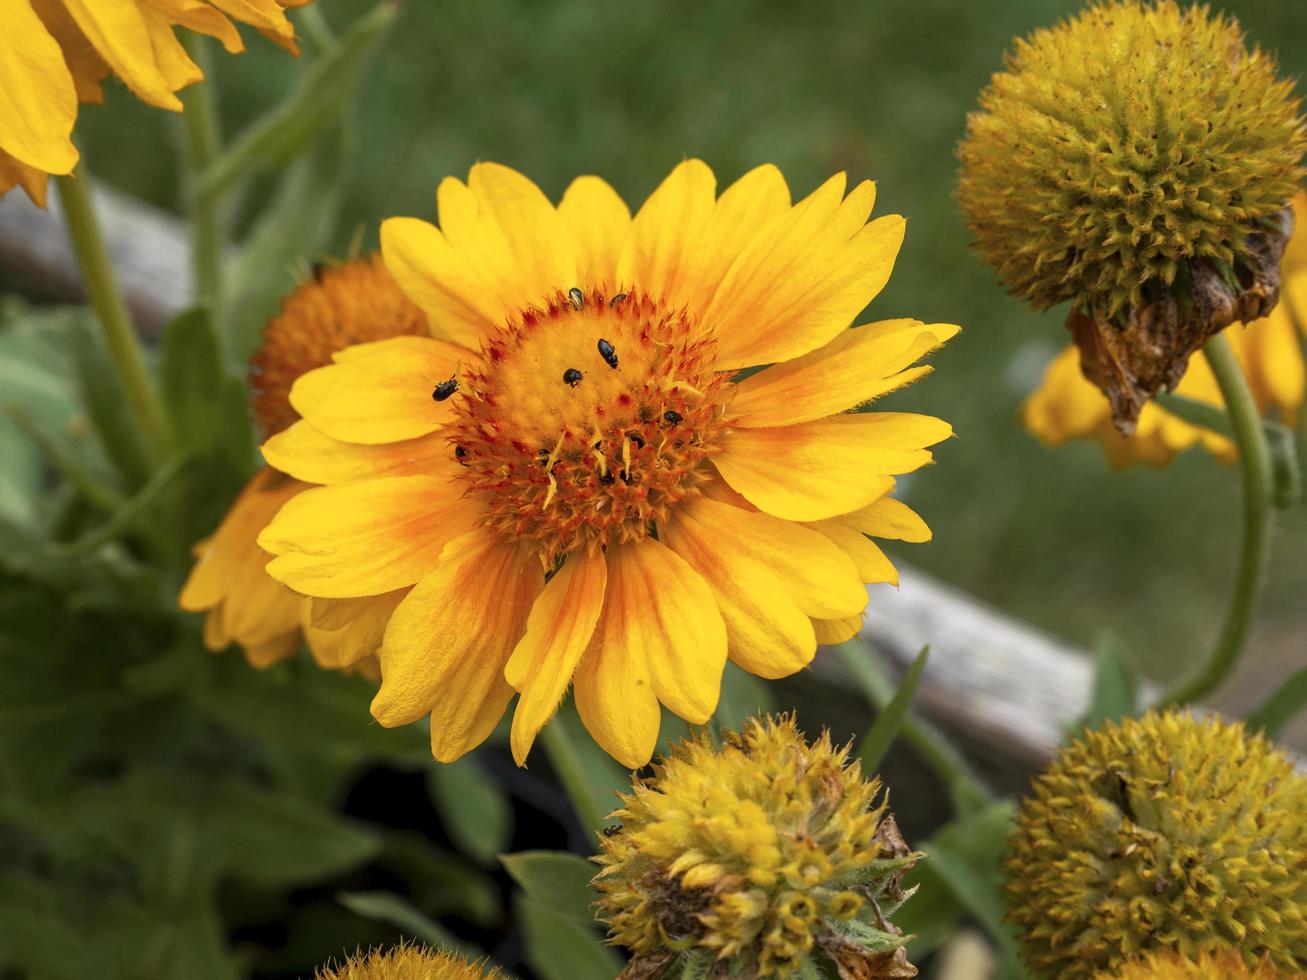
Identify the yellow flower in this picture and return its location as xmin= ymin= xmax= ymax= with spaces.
xmin=0 ymin=0 xmax=310 ymax=206
xmin=1099 ymin=947 xmax=1286 ymax=980
xmin=1022 ymin=193 xmax=1307 ymax=468
xmin=316 ymin=943 xmax=507 ymax=980
xmin=594 ymin=715 xmax=921 ymax=979
xmin=255 ymin=160 xmax=958 ymax=767
xmin=180 ymin=254 xmax=426 ymax=673
xmin=1005 ymin=710 xmax=1307 ymax=979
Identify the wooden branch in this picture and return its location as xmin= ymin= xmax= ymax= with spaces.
xmin=0 ymin=182 xmax=190 ymax=336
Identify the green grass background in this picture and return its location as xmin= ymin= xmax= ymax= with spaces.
xmin=73 ymin=0 xmax=1307 ymax=695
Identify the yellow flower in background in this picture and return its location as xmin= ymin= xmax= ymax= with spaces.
xmin=594 ymin=715 xmax=920 ymax=979
xmin=180 ymin=254 xmax=425 ymax=674
xmin=257 ymin=160 xmax=957 ymax=768
xmin=1023 ymin=193 xmax=1307 ymax=468
xmin=0 ymin=0 xmax=310 ymax=206
xmin=1006 ymin=710 xmax=1307 ymax=979
xmin=1100 ymin=948 xmax=1286 ymax=980
xmin=316 ymin=942 xmax=508 ymax=980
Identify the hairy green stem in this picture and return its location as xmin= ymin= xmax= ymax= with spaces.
xmin=541 ymin=720 xmax=609 ymax=836
xmin=179 ymin=36 xmax=224 ymax=319
xmin=55 ymin=174 xmax=169 ymax=463
xmin=1157 ymin=332 xmax=1275 ymax=708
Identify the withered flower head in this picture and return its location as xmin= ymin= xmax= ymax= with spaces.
xmin=958 ymin=0 xmax=1305 ymax=430
xmin=594 ymin=715 xmax=922 ymax=979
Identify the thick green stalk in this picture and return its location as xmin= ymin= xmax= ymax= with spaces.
xmin=179 ymin=36 xmax=223 ymax=318
xmin=1158 ymin=332 xmax=1275 ymax=707
xmin=55 ymin=174 xmax=169 ymax=463
xmin=541 ymin=720 xmax=608 ymax=836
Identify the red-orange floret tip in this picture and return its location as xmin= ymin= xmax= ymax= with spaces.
xmin=448 ymin=287 xmax=732 ymax=568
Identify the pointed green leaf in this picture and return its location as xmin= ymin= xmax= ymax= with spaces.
xmin=426 ymin=756 xmax=512 ymax=865
xmin=857 ymin=645 xmax=929 ymax=774
xmin=517 ymin=895 xmax=622 ymax=980
xmin=501 ymin=850 xmax=599 ymax=925
xmin=337 ymin=890 xmax=469 ymax=955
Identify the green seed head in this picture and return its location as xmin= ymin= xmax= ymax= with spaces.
xmin=957 ymin=0 xmax=1305 ymax=319
xmin=1005 ymin=710 xmax=1307 ymax=979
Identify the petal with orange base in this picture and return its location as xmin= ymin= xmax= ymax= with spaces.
xmin=0 ymin=0 xmax=77 ymax=174
xmin=505 ymin=550 xmax=607 ymax=765
xmin=262 ymin=420 xmax=453 ymax=486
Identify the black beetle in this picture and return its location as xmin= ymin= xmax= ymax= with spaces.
xmin=432 ymin=376 xmax=458 ymax=401
xmin=663 ymin=410 xmax=683 ymax=426
xmin=597 ymin=338 xmax=618 ymax=369
xmin=563 ymin=368 xmax=583 ymax=387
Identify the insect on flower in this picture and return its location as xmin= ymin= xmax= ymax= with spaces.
xmin=563 ymin=368 xmax=584 ymax=387
xmin=432 ymin=376 xmax=459 ymax=401
xmin=597 ymin=338 xmax=619 ymax=368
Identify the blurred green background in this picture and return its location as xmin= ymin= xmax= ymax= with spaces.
xmin=70 ymin=0 xmax=1307 ymax=696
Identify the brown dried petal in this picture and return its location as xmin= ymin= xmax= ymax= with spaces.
xmin=1068 ymin=207 xmax=1294 ymax=432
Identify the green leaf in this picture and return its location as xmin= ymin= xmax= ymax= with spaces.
xmin=1246 ymin=665 xmax=1307 ymax=739
xmin=225 ymin=128 xmax=353 ymax=365
xmin=1078 ymin=631 xmax=1139 ymax=731
xmin=426 ymin=755 xmax=512 ymax=865
xmin=501 ymin=851 xmax=600 ymax=925
xmin=67 ymin=314 xmax=152 ymax=490
xmin=337 ymin=890 xmax=469 ymax=954
xmin=713 ymin=660 xmax=775 ymax=732
xmin=210 ymin=781 xmax=382 ymax=888
xmin=517 ymin=895 xmax=623 ymax=980
xmin=857 ymin=645 xmax=929 ymax=774
xmin=197 ymin=2 xmax=397 ymax=202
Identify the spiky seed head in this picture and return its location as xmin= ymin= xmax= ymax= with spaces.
xmin=1005 ymin=709 xmax=1307 ymax=979
xmin=594 ymin=714 xmax=922 ymax=979
xmin=314 ymin=942 xmax=508 ymax=980
xmin=958 ymin=0 xmax=1306 ymax=429
xmin=1097 ymin=947 xmax=1287 ymax=979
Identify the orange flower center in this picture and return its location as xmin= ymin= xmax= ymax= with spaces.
xmin=449 ymin=287 xmax=731 ymax=566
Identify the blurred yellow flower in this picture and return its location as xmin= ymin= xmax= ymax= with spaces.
xmin=1100 ymin=947 xmax=1285 ymax=980
xmin=180 ymin=254 xmax=425 ymax=674
xmin=316 ymin=943 xmax=507 ymax=980
xmin=1022 ymin=194 xmax=1307 ymax=468
xmin=595 ymin=715 xmax=920 ymax=979
xmin=256 ymin=160 xmax=957 ymax=767
xmin=0 ymin=0 xmax=310 ymax=206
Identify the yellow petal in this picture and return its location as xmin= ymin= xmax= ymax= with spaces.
xmin=207 ymin=0 xmax=296 ymax=50
xmin=138 ymin=7 xmax=202 ymax=92
xmin=806 ymin=520 xmax=899 ymax=586
xmin=558 ymin=175 xmax=630 ymax=288
xmin=304 ymin=590 xmax=405 ymax=670
xmin=432 ymin=164 xmax=577 ymax=323
xmin=599 ymin=538 xmax=727 ymax=725
xmin=840 ymin=493 xmax=932 ymax=543
xmin=262 ymin=419 xmax=454 ymax=485
xmin=260 ymin=475 xmax=481 ymax=598
xmin=709 ymin=176 xmax=906 ymax=368
xmin=729 ymin=319 xmax=960 ymax=427
xmin=573 ymin=619 xmax=661 ymax=770
xmin=31 ymin=0 xmax=110 ymax=103
xmin=812 ymin=615 xmax=861 ymax=645
xmin=667 ymin=494 xmax=866 ymax=620
xmin=62 ymin=0 xmax=182 ymax=109
xmin=244 ymin=630 xmax=302 ymax=668
xmin=372 ymin=529 xmax=543 ymax=761
xmin=662 ymin=498 xmax=816 ymax=680
xmin=713 ymin=413 xmax=951 ymax=521
xmin=0 ymin=151 xmax=50 ymax=207
xmin=288 ymin=336 xmax=465 ymax=445
xmin=616 ymin=159 xmax=716 ymax=306
xmin=504 ymin=550 xmax=607 ymax=766
xmin=379 ymin=216 xmax=503 ymax=348
xmin=138 ymin=0 xmax=244 ymax=53
xmin=0 ymin=0 xmax=78 ymax=173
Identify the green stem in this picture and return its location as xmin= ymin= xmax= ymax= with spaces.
xmin=55 ymin=174 xmax=169 ymax=463
xmin=1157 ymin=332 xmax=1275 ymax=708
xmin=837 ymin=641 xmax=992 ymax=816
xmin=541 ymin=720 xmax=608 ymax=836
xmin=179 ymin=36 xmax=223 ymax=318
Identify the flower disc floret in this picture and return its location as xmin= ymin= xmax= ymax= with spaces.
xmin=594 ymin=715 xmax=921 ymax=979
xmin=1099 ymin=947 xmax=1286 ymax=980
xmin=316 ymin=942 xmax=506 ymax=980
xmin=1005 ymin=709 xmax=1307 ymax=979
xmin=453 ymin=287 xmax=731 ymax=567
